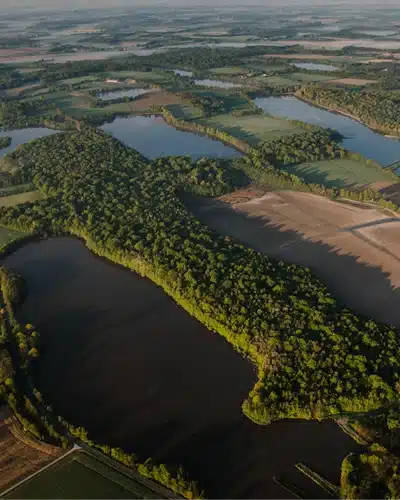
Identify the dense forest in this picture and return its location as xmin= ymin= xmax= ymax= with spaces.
xmin=257 ymin=129 xmax=344 ymax=166
xmin=0 ymin=130 xmax=398 ymax=427
xmin=297 ymin=85 xmax=400 ymax=136
xmin=0 ymin=99 xmax=57 ymax=129
xmin=0 ymin=136 xmax=11 ymax=149
xmin=341 ymin=445 xmax=400 ymax=499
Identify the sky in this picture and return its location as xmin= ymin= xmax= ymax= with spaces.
xmin=1 ymin=0 xmax=399 ymax=9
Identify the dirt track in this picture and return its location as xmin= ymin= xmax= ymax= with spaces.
xmin=189 ymin=190 xmax=400 ymax=327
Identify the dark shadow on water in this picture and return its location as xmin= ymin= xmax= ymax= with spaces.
xmin=186 ymin=195 xmax=400 ymax=328
xmin=4 ymin=237 xmax=361 ymax=498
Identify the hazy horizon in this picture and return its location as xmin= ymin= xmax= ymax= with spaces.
xmin=1 ymin=0 xmax=400 ymax=11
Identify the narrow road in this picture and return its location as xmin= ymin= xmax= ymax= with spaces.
xmin=0 ymin=444 xmax=81 ymax=497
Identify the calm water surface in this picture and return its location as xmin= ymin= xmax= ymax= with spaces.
xmin=97 ymin=88 xmax=154 ymax=101
xmin=0 ymin=128 xmax=58 ymax=158
xmin=254 ymin=96 xmax=400 ymax=168
xmin=5 ymin=237 xmax=360 ymax=499
xmin=101 ymin=116 xmax=241 ymax=159
xmin=292 ymin=62 xmax=338 ymax=71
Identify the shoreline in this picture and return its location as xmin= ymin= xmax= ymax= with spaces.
xmin=294 ymin=94 xmax=400 ymax=141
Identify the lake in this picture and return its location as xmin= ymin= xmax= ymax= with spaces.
xmin=292 ymin=62 xmax=338 ymax=72
xmin=194 ymin=78 xmax=241 ymax=89
xmin=254 ymin=96 xmax=400 ymax=168
xmin=101 ymin=116 xmax=241 ymax=159
xmin=97 ymin=88 xmax=155 ymax=101
xmin=0 ymin=128 xmax=58 ymax=158
xmin=4 ymin=237 xmax=360 ymax=498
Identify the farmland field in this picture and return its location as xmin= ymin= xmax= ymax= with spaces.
xmin=209 ymin=66 xmax=248 ymax=75
xmin=188 ymin=190 xmax=400 ymax=327
xmin=195 ymin=113 xmax=304 ymax=145
xmin=0 ymin=191 xmax=41 ymax=207
xmin=279 ymin=158 xmax=398 ymax=188
xmin=0 ymin=226 xmax=27 ymax=246
xmin=5 ymin=451 xmax=161 ymax=499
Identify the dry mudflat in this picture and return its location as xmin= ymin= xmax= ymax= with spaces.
xmin=189 ymin=189 xmax=400 ymax=327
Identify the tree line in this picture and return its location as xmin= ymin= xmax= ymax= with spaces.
xmin=297 ymin=84 xmax=400 ymax=136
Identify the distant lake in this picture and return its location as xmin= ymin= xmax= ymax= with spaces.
xmin=101 ymin=115 xmax=241 ymax=159
xmin=194 ymin=78 xmax=241 ymax=89
xmin=292 ymin=62 xmax=338 ymax=72
xmin=0 ymin=128 xmax=58 ymax=158
xmin=254 ymin=96 xmax=400 ymax=169
xmin=97 ymin=88 xmax=154 ymax=101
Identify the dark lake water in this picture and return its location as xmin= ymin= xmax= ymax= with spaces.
xmin=100 ymin=115 xmax=241 ymax=159
xmin=254 ymin=96 xmax=400 ymax=169
xmin=97 ymin=88 xmax=154 ymax=101
xmin=0 ymin=128 xmax=58 ymax=158
xmin=4 ymin=237 xmax=360 ymax=499
xmin=292 ymin=62 xmax=339 ymax=71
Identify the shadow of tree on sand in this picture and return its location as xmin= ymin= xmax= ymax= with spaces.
xmin=186 ymin=195 xmax=400 ymax=328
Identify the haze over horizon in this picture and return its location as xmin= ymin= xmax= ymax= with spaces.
xmin=1 ymin=0 xmax=399 ymax=11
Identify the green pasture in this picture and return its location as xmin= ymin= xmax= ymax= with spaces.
xmin=0 ymin=226 xmax=27 ymax=246
xmin=209 ymin=66 xmax=248 ymax=75
xmin=0 ymin=190 xmax=41 ymax=207
xmin=280 ymin=158 xmax=399 ymax=188
xmin=195 ymin=113 xmax=304 ymax=145
xmin=5 ymin=451 xmax=162 ymax=500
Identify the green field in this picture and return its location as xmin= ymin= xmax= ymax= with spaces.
xmin=195 ymin=113 xmax=304 ymax=145
xmin=0 ymin=190 xmax=41 ymax=207
xmin=251 ymin=72 xmax=333 ymax=87
xmin=5 ymin=451 xmax=163 ymax=500
xmin=0 ymin=226 xmax=26 ymax=246
xmin=58 ymin=76 xmax=100 ymax=86
xmin=280 ymin=158 xmax=399 ymax=188
xmin=209 ymin=66 xmax=248 ymax=75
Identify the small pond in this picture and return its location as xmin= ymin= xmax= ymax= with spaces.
xmin=101 ymin=115 xmax=241 ymax=159
xmin=0 ymin=128 xmax=58 ymax=158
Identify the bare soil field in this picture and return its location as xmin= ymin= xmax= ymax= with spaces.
xmin=327 ymin=78 xmax=377 ymax=86
xmin=130 ymin=90 xmax=182 ymax=110
xmin=189 ymin=190 xmax=400 ymax=327
xmin=0 ymin=415 xmax=61 ymax=492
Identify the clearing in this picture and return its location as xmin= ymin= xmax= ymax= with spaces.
xmin=327 ymin=78 xmax=377 ymax=86
xmin=279 ymin=158 xmax=398 ymax=188
xmin=0 ymin=411 xmax=61 ymax=493
xmin=4 ymin=449 xmax=170 ymax=499
xmin=0 ymin=191 xmax=41 ymax=207
xmin=194 ymin=113 xmax=304 ymax=145
xmin=188 ymin=190 xmax=400 ymax=327
xmin=0 ymin=226 xmax=27 ymax=247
